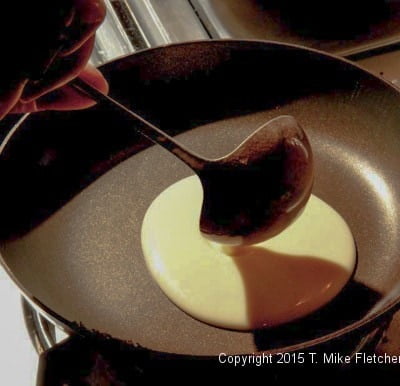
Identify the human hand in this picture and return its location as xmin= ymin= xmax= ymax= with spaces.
xmin=0 ymin=0 xmax=108 ymax=119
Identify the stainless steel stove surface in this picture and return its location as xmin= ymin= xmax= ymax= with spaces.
xmin=2 ymin=1 xmax=400 ymax=384
xmin=94 ymin=1 xmax=400 ymax=80
xmin=191 ymin=0 xmax=400 ymax=56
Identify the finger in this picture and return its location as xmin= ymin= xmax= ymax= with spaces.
xmin=11 ymin=65 xmax=108 ymax=113
xmin=21 ymin=36 xmax=96 ymax=103
xmin=38 ymin=64 xmax=109 ymax=111
xmin=61 ymin=0 xmax=106 ymax=56
xmin=0 ymin=80 xmax=28 ymax=120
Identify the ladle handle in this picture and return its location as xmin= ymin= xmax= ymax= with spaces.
xmin=72 ymin=77 xmax=206 ymax=171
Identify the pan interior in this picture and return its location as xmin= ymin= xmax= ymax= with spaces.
xmin=1 ymin=41 xmax=400 ymax=356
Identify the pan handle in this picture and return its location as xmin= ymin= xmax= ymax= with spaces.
xmin=36 ymin=335 xmax=92 ymax=386
xmin=36 ymin=333 xmax=155 ymax=385
xmin=23 ymin=300 xmax=149 ymax=385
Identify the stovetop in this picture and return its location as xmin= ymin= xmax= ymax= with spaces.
xmin=2 ymin=1 xmax=400 ymax=384
xmin=92 ymin=0 xmax=400 ymax=82
xmin=191 ymin=0 xmax=400 ymax=56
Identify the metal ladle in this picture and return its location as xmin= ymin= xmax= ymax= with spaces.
xmin=72 ymin=78 xmax=314 ymax=245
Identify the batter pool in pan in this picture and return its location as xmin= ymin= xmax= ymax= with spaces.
xmin=141 ymin=175 xmax=356 ymax=330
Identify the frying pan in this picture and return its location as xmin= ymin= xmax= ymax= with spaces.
xmin=1 ymin=40 xmax=400 ymax=381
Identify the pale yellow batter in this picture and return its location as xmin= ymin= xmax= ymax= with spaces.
xmin=141 ymin=175 xmax=356 ymax=330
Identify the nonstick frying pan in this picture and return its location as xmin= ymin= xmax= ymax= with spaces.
xmin=1 ymin=40 xmax=400 ymax=380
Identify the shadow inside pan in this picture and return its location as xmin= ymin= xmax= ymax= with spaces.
xmin=230 ymin=245 xmax=354 ymax=332
xmin=0 ymin=41 xmax=399 ymax=356
xmin=253 ymin=280 xmax=381 ymax=351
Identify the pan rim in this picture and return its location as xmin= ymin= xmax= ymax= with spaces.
xmin=0 ymin=38 xmax=399 ymax=356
